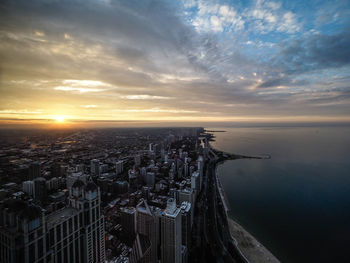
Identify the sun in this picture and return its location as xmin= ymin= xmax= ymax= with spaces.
xmin=54 ymin=116 xmax=65 ymax=123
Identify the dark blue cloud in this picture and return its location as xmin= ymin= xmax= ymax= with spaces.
xmin=276 ymin=28 xmax=350 ymax=74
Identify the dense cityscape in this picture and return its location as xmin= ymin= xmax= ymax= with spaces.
xmin=0 ymin=127 xmax=251 ymax=263
xmin=1 ymin=0 xmax=349 ymax=262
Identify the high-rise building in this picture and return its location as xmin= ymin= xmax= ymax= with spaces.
xmin=184 ymin=163 xmax=188 ymax=178
xmin=68 ymin=178 xmax=106 ymax=262
xmin=33 ymin=177 xmax=47 ymax=202
xmin=0 ymin=200 xmax=46 ymax=263
xmin=161 ymin=198 xmax=182 ymax=263
xmin=197 ymin=156 xmax=204 ymax=190
xmin=0 ymin=178 xmax=105 ymax=263
xmin=116 ymin=180 xmax=129 ymax=195
xmin=191 ymin=171 xmax=200 ymax=203
xmin=134 ymin=154 xmax=141 ymax=166
xmin=133 ymin=199 xmax=159 ymax=263
xmin=180 ymin=201 xmax=192 ymax=250
xmin=99 ymin=164 xmax=108 ymax=175
xmin=145 ymin=172 xmax=155 ymax=188
xmin=130 ymin=233 xmax=152 ymax=263
xmin=177 ymin=188 xmax=194 ymax=226
xmin=116 ymin=160 xmax=124 ymax=175
xmin=28 ymin=161 xmax=40 ymax=180
xmin=66 ymin=172 xmax=88 ymax=190
xmin=120 ymin=207 xmax=136 ymax=245
xmin=22 ymin=180 xmax=34 ymax=196
xmin=75 ymin=163 xmax=85 ymax=173
xmin=90 ymin=159 xmax=100 ymax=175
xmin=51 ymin=162 xmax=63 ymax=177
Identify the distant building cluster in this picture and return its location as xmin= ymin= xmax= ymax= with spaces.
xmin=0 ymin=127 xmax=210 ymax=263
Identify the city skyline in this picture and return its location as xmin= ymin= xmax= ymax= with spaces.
xmin=0 ymin=0 xmax=349 ymax=128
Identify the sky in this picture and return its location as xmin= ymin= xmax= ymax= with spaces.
xmin=0 ymin=0 xmax=349 ymax=127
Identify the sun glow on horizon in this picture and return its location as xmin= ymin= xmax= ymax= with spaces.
xmin=54 ymin=116 xmax=65 ymax=123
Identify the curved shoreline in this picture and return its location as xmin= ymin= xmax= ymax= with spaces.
xmin=215 ymin=160 xmax=280 ymax=263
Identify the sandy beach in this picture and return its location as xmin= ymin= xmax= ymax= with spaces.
xmin=228 ymin=218 xmax=280 ymax=263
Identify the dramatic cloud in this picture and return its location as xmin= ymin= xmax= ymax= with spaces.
xmin=0 ymin=0 xmax=349 ymax=124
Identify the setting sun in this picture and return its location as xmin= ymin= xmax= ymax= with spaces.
xmin=54 ymin=116 xmax=65 ymax=122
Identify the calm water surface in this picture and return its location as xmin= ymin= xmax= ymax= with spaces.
xmin=211 ymin=126 xmax=350 ymax=263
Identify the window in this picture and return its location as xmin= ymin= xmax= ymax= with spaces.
xmin=56 ymin=225 xmax=61 ymax=242
xmin=57 ymin=250 xmax=61 ymax=263
xmin=38 ymin=238 xmax=43 ymax=258
xmin=74 ymin=215 xmax=78 ymax=229
xmin=50 ymin=228 xmax=54 ymax=247
xmin=69 ymin=218 xmax=72 ymax=233
xmin=29 ymin=243 xmax=35 ymax=263
xmin=63 ymin=221 xmax=67 ymax=237
xmin=79 ymin=213 xmax=83 ymax=226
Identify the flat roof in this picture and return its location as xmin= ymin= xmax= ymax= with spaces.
xmin=46 ymin=207 xmax=78 ymax=228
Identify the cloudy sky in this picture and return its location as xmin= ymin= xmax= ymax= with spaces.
xmin=0 ymin=0 xmax=349 ymax=126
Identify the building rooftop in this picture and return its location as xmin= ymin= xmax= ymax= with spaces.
xmin=46 ymin=207 xmax=78 ymax=228
xmin=180 ymin=201 xmax=191 ymax=213
xmin=120 ymin=207 xmax=136 ymax=214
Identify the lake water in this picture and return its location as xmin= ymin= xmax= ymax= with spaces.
xmin=211 ymin=125 xmax=350 ymax=263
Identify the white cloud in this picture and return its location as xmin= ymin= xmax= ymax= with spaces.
xmin=82 ymin=105 xmax=98 ymax=108
xmin=120 ymin=95 xmax=172 ymax=100
xmin=190 ymin=2 xmax=244 ymax=33
xmin=62 ymin=79 xmax=111 ymax=87
xmin=0 ymin=109 xmax=43 ymax=114
xmin=120 ymin=108 xmax=198 ymax=113
xmin=54 ymin=86 xmax=104 ymax=93
xmin=54 ymin=79 xmax=112 ymax=93
xmin=182 ymin=0 xmax=197 ymax=9
xmin=277 ymin=12 xmax=301 ymax=33
xmin=34 ymin=30 xmax=45 ymax=37
xmin=248 ymin=1 xmax=301 ymax=34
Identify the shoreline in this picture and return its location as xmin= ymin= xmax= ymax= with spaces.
xmin=215 ymin=160 xmax=280 ymax=263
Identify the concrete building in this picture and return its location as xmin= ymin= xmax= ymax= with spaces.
xmin=28 ymin=161 xmax=40 ymax=180
xmin=33 ymin=177 xmax=47 ymax=202
xmin=99 ymin=164 xmax=108 ymax=175
xmin=161 ymin=198 xmax=182 ymax=263
xmin=116 ymin=160 xmax=124 ymax=175
xmin=67 ymin=178 xmax=106 ymax=262
xmin=177 ymin=188 xmax=194 ymax=226
xmin=191 ymin=172 xmax=200 ymax=203
xmin=134 ymin=199 xmax=159 ymax=263
xmin=22 ymin=180 xmax=34 ymax=196
xmin=90 ymin=159 xmax=100 ymax=175
xmin=145 ymin=172 xmax=155 ymax=188
xmin=197 ymin=156 xmax=204 ymax=190
xmin=134 ymin=155 xmax=141 ymax=166
xmin=180 ymin=201 xmax=192 ymax=250
xmin=0 ymin=178 xmax=105 ymax=263
xmin=66 ymin=172 xmax=88 ymax=190
xmin=0 ymin=200 xmax=46 ymax=263
xmin=120 ymin=207 xmax=136 ymax=245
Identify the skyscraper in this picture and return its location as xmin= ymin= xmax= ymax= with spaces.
xmin=0 ymin=200 xmax=45 ymax=263
xmin=33 ymin=177 xmax=47 ymax=202
xmin=90 ymin=159 xmax=100 ymax=175
xmin=68 ymin=178 xmax=106 ymax=263
xmin=116 ymin=160 xmax=124 ymax=175
xmin=135 ymin=199 xmax=159 ymax=263
xmin=120 ymin=207 xmax=136 ymax=245
xmin=28 ymin=161 xmax=40 ymax=180
xmin=161 ymin=198 xmax=182 ymax=263
xmin=0 ymin=180 xmax=106 ymax=263
xmin=145 ymin=172 xmax=155 ymax=188
xmin=134 ymin=154 xmax=141 ymax=166
xmin=180 ymin=201 xmax=191 ymax=250
xmin=22 ymin=180 xmax=34 ymax=196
